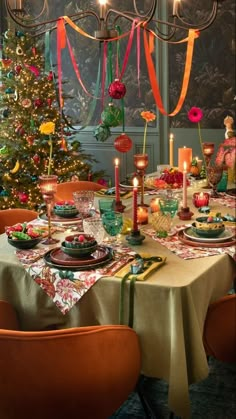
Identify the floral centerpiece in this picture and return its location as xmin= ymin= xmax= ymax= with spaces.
xmin=39 ymin=121 xmax=55 ymax=175
xmin=140 ymin=110 xmax=156 ymax=154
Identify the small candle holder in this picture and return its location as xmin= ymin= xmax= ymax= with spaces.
xmin=192 ymin=192 xmax=210 ymax=208
xmin=134 ymin=153 xmax=149 ymax=207
xmin=177 ymin=206 xmax=194 ymax=221
xmin=126 ymin=229 xmax=145 ymax=246
xmin=39 ymin=175 xmax=59 ymax=245
xmin=137 ymin=205 xmax=149 ymax=225
xmin=150 ymin=198 xmax=160 ymax=213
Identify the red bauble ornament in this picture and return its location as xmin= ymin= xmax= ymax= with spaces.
xmin=47 ymin=98 xmax=52 ymax=106
xmin=108 ymin=79 xmax=126 ymax=99
xmin=26 ymin=135 xmax=35 ymax=146
xmin=15 ymin=64 xmax=22 ymax=75
xmin=32 ymin=154 xmax=40 ymax=164
xmin=34 ymin=98 xmax=43 ymax=108
xmin=15 ymin=124 xmax=25 ymax=136
xmin=114 ymin=133 xmax=133 ymax=153
xmin=18 ymin=192 xmax=29 ymax=203
xmin=47 ymin=71 xmax=53 ymax=81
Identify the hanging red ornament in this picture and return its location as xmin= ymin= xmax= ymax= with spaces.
xmin=2 ymin=59 xmax=13 ymax=68
xmin=32 ymin=154 xmax=40 ymax=164
xmin=47 ymin=71 xmax=53 ymax=81
xmin=32 ymin=46 xmax=36 ymax=56
xmin=47 ymin=98 xmax=52 ymax=107
xmin=108 ymin=79 xmax=126 ymax=100
xmin=15 ymin=64 xmax=22 ymax=75
xmin=21 ymin=98 xmax=32 ymax=108
xmin=34 ymin=98 xmax=43 ymax=108
xmin=18 ymin=192 xmax=29 ymax=204
xmin=114 ymin=133 xmax=133 ymax=153
xmin=26 ymin=135 xmax=35 ymax=146
xmin=15 ymin=124 xmax=25 ymax=136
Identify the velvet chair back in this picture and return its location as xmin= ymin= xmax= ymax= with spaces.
xmin=54 ymin=180 xmax=105 ymax=202
xmin=0 ymin=209 xmax=39 ymax=234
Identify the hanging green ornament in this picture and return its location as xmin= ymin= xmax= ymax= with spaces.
xmin=7 ymin=70 xmax=14 ymax=79
xmin=101 ymin=103 xmax=122 ymax=127
xmin=93 ymin=124 xmax=111 ymax=142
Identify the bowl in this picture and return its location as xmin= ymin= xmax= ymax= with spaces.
xmin=8 ymin=237 xmax=42 ymax=249
xmin=192 ymin=216 xmax=225 ymax=238
xmin=62 ymin=234 xmax=98 ymax=257
xmin=61 ymin=241 xmax=98 ymax=258
xmin=53 ymin=206 xmax=78 ymax=218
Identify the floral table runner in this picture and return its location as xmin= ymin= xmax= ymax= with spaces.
xmin=142 ymin=225 xmax=236 ymax=260
xmin=15 ymin=244 xmax=137 ymax=315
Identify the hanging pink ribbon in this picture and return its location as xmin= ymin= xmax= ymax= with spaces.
xmin=101 ymin=41 xmax=108 ymax=113
xmin=118 ymin=19 xmax=136 ymax=81
xmin=57 ymin=18 xmax=66 ymax=110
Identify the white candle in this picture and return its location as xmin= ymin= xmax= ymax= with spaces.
xmin=99 ymin=0 xmax=106 ymax=19
xmin=172 ymin=0 xmax=181 ymax=15
xmin=169 ymin=133 xmax=174 ymax=167
xmin=183 ymin=161 xmax=187 ymax=208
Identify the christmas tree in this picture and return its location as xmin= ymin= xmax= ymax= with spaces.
xmin=0 ymin=29 xmax=105 ymax=210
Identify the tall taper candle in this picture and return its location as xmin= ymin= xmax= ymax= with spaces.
xmin=114 ymin=158 xmax=120 ymax=202
xmin=182 ymin=161 xmax=187 ymax=208
xmin=132 ymin=177 xmax=138 ymax=232
xmin=169 ymin=133 xmax=174 ymax=167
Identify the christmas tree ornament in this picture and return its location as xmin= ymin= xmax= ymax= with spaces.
xmin=15 ymin=64 xmax=22 ymax=75
xmin=5 ymin=87 xmax=14 ymax=94
xmin=16 ymin=45 xmax=23 ymax=55
xmin=4 ymin=30 xmax=13 ymax=39
xmin=16 ymin=30 xmax=25 ymax=38
xmin=47 ymin=98 xmax=52 ymax=106
xmin=34 ymin=98 xmax=43 ymax=107
xmin=24 ymin=64 xmax=40 ymax=77
xmin=18 ymin=192 xmax=29 ymax=204
xmin=15 ymin=125 xmax=25 ymax=136
xmin=26 ymin=135 xmax=35 ymax=146
xmin=3 ymin=172 xmax=12 ymax=181
xmin=10 ymin=160 xmax=20 ymax=174
xmin=3 ymin=109 xmax=9 ymax=118
xmin=32 ymin=154 xmax=40 ymax=164
xmin=60 ymin=138 xmax=68 ymax=151
xmin=47 ymin=71 xmax=53 ymax=81
xmin=0 ymin=145 xmax=9 ymax=156
xmin=7 ymin=70 xmax=14 ymax=79
xmin=21 ymin=98 xmax=32 ymax=108
xmin=31 ymin=175 xmax=38 ymax=182
xmin=1 ymin=58 xmax=13 ymax=68
xmin=114 ymin=133 xmax=133 ymax=153
xmin=32 ymin=46 xmax=37 ymax=56
xmin=101 ymin=104 xmax=122 ymax=127
xmin=0 ymin=190 xmax=9 ymax=201
xmin=108 ymin=79 xmax=126 ymax=99
xmin=93 ymin=124 xmax=111 ymax=142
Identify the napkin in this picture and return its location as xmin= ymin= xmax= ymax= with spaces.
xmin=115 ymin=253 xmax=166 ymax=281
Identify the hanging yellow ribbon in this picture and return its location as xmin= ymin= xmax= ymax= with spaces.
xmin=143 ymin=28 xmax=198 ymax=116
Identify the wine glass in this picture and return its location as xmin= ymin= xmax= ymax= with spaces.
xmin=206 ymin=164 xmax=223 ymax=197
xmin=73 ymin=191 xmax=94 ymax=218
xmin=101 ymin=211 xmax=123 ymax=245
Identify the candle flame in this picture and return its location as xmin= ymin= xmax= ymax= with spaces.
xmin=114 ymin=158 xmax=119 ymax=166
xmin=133 ymin=177 xmax=139 ymax=187
xmin=99 ymin=0 xmax=107 ymax=5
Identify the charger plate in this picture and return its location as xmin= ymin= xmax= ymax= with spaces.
xmin=178 ymin=229 xmax=236 ymax=248
xmin=183 ymin=227 xmax=234 ymax=243
xmin=39 ymin=212 xmax=82 ymax=225
xmin=44 ymin=246 xmax=113 ymax=270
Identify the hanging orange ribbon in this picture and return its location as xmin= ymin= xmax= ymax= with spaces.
xmin=143 ymin=28 xmax=198 ymax=116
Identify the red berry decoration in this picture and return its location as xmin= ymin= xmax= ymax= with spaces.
xmin=18 ymin=192 xmax=29 ymax=203
xmin=78 ymin=234 xmax=85 ymax=242
xmin=114 ymin=133 xmax=133 ymax=153
xmin=108 ymin=79 xmax=126 ymax=99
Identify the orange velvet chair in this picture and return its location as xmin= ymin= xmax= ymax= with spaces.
xmin=0 ymin=300 xmax=141 ymax=419
xmin=0 ymin=300 xmax=20 ymax=330
xmin=54 ymin=181 xmax=105 ymax=202
xmin=0 ymin=208 xmax=39 ymax=234
xmin=203 ymin=294 xmax=236 ymax=363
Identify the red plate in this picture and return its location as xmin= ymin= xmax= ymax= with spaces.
xmin=50 ymin=245 xmax=110 ymax=266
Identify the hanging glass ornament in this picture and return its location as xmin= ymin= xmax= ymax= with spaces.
xmin=21 ymin=98 xmax=32 ymax=108
xmin=5 ymin=87 xmax=14 ymax=94
xmin=93 ymin=124 xmax=111 ymax=142
xmin=15 ymin=64 xmax=22 ymax=75
xmin=16 ymin=30 xmax=25 ymax=38
xmin=3 ymin=109 xmax=10 ymax=118
xmin=32 ymin=154 xmax=40 ymax=164
xmin=7 ymin=70 xmax=14 ymax=79
xmin=15 ymin=125 xmax=25 ymax=136
xmin=26 ymin=135 xmax=35 ymax=146
xmin=18 ymin=192 xmax=29 ymax=204
xmin=16 ymin=45 xmax=23 ymax=55
xmin=101 ymin=103 xmax=122 ymax=127
xmin=34 ymin=98 xmax=43 ymax=107
xmin=108 ymin=79 xmax=126 ymax=99
xmin=0 ymin=190 xmax=9 ymax=202
xmin=114 ymin=133 xmax=133 ymax=153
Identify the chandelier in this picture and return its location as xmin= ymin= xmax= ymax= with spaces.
xmin=5 ymin=0 xmax=223 ymax=41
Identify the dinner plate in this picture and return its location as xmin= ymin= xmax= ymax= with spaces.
xmin=44 ymin=246 xmax=113 ymax=271
xmin=178 ymin=230 xmax=236 ymax=248
xmin=183 ymin=227 xmax=234 ymax=243
xmin=39 ymin=212 xmax=83 ymax=225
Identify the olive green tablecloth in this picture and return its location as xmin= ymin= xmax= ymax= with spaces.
xmin=0 ymin=188 xmax=235 ymax=418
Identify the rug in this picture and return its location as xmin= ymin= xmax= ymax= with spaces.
xmin=110 ymin=357 xmax=236 ymax=418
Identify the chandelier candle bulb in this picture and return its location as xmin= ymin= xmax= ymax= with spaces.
xmin=114 ymin=158 xmax=120 ymax=203
xmin=178 ymin=146 xmax=192 ymax=172
xmin=169 ymin=133 xmax=174 ymax=167
xmin=183 ymin=161 xmax=187 ymax=208
xmin=132 ymin=177 xmax=139 ymax=232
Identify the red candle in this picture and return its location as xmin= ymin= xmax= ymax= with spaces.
xmin=178 ymin=146 xmax=192 ymax=172
xmin=114 ymin=158 xmax=120 ymax=202
xmin=193 ymin=192 xmax=210 ymax=208
xmin=182 ymin=161 xmax=187 ymax=208
xmin=132 ymin=177 xmax=138 ymax=231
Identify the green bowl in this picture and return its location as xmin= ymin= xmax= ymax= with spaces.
xmin=8 ymin=237 xmax=42 ymax=249
xmin=192 ymin=222 xmax=225 ymax=238
xmin=61 ymin=241 xmax=98 ymax=258
xmin=54 ymin=207 xmax=78 ymax=218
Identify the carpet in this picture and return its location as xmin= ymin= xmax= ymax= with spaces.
xmin=110 ymin=357 xmax=236 ymax=418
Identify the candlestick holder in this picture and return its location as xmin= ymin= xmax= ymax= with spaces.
xmin=177 ymin=206 xmax=194 ymax=221
xmin=39 ymin=175 xmax=59 ymax=245
xmin=114 ymin=200 xmax=126 ymax=213
xmin=134 ymin=153 xmax=149 ymax=207
xmin=202 ymin=142 xmax=215 ymax=188
xmin=126 ymin=229 xmax=145 ymax=246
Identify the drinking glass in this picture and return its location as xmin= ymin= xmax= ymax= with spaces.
xmin=159 ymin=198 xmax=179 ymax=218
xmin=98 ymin=199 xmax=115 ymax=215
xmin=83 ymin=216 xmax=106 ymax=244
xmin=101 ymin=211 xmax=123 ymax=244
xmin=73 ymin=191 xmax=94 ymax=218
xmin=206 ymin=164 xmax=223 ymax=197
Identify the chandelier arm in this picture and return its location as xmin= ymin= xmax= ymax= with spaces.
xmin=175 ymin=2 xmax=218 ymax=31
xmin=133 ymin=0 xmax=157 ymax=23
xmin=5 ymin=0 xmax=48 ymax=22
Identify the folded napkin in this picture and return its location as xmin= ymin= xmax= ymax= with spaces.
xmin=117 ymin=253 xmax=166 ymax=327
xmin=95 ymin=188 xmax=133 ymax=199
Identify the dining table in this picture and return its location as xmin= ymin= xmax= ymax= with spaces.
xmin=0 ymin=180 xmax=235 ymax=419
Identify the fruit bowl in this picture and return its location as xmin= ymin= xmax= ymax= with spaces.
xmin=54 ymin=201 xmax=78 ymax=218
xmin=62 ymin=234 xmax=98 ymax=257
xmin=192 ymin=216 xmax=225 ymax=238
xmin=8 ymin=237 xmax=42 ymax=249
